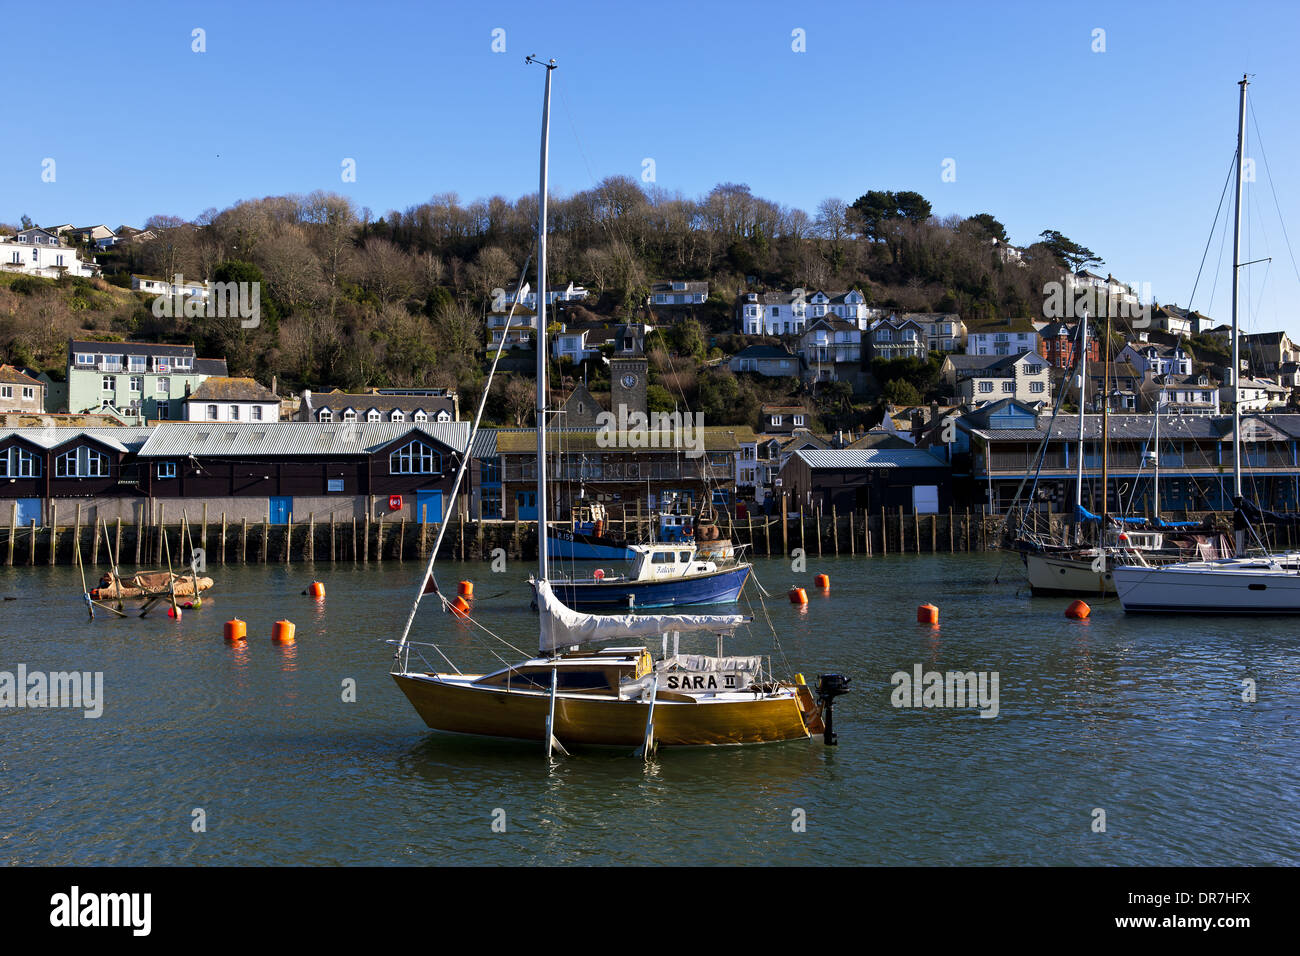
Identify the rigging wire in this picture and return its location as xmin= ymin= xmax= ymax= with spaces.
xmin=393 ymin=252 xmax=534 ymax=660
xmin=1187 ymin=154 xmax=1238 ymax=312
xmin=1249 ymin=100 xmax=1300 ymax=291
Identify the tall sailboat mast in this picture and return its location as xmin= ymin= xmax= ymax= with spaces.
xmin=532 ymin=56 xmax=556 ymax=585
xmin=1074 ymin=310 xmax=1089 ymax=541
xmin=1101 ymin=309 xmax=1110 ymax=521
xmin=1231 ymin=74 xmax=1248 ymax=503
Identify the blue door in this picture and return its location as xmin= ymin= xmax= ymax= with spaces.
xmin=15 ymin=498 xmax=42 ymax=526
xmin=269 ymin=496 xmax=293 ymax=524
xmin=415 ymin=489 xmax=443 ymax=523
xmin=516 ymin=491 xmax=537 ymax=520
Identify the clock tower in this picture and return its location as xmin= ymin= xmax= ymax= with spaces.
xmin=609 ymin=322 xmax=648 ymax=418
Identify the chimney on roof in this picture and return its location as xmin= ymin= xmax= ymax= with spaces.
xmin=270 ymin=374 xmax=277 ymax=397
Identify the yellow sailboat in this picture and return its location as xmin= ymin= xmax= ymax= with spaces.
xmin=389 ymin=57 xmax=849 ymax=754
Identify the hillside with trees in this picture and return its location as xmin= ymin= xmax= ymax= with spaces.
xmin=2 ymin=180 xmax=1098 ymax=424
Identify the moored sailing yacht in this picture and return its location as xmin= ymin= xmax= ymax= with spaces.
xmin=1019 ymin=315 xmax=1217 ymax=594
xmin=390 ymin=58 xmax=849 ymax=749
xmin=1112 ymin=75 xmax=1297 ymax=614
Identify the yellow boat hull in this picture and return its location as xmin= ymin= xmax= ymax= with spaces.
xmin=393 ymin=672 xmax=815 ymax=747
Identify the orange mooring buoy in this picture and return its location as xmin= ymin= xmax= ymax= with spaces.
xmin=224 ymin=619 xmax=246 ymax=642
xmin=272 ymin=620 xmax=296 ymax=644
xmin=1065 ymin=600 xmax=1091 ymax=619
xmin=458 ymin=580 xmax=474 ymax=599
xmin=450 ymin=595 xmax=471 ymax=617
xmin=814 ymin=573 xmax=830 ymax=590
xmin=917 ymin=603 xmax=939 ymax=625
xmin=789 ymin=587 xmax=808 ymax=605
xmin=309 ymin=581 xmax=325 ymax=599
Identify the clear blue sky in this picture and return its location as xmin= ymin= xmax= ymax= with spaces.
xmin=4 ymin=0 xmax=1299 ymax=334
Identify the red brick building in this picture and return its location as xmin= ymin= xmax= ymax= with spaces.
xmin=1038 ymin=321 xmax=1101 ymax=370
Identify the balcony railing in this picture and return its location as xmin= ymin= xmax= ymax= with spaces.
xmin=505 ymin=461 xmax=734 ymax=483
xmin=986 ymin=447 xmax=1297 ymax=474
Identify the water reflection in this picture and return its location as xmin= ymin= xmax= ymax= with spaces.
xmin=2 ymin=557 xmax=1298 ymax=865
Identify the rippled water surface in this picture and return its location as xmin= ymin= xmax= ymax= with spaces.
xmin=1 ymin=553 xmax=1297 ymax=865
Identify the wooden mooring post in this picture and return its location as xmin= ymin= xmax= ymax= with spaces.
xmin=780 ymin=492 xmax=788 ymax=556
xmin=6 ymin=501 xmax=16 ymax=566
xmin=48 ymin=503 xmax=58 ymax=566
xmin=155 ymin=504 xmax=165 ymax=564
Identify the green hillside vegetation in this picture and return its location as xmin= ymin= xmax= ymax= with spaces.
xmin=3 ymin=184 xmax=1098 ymax=420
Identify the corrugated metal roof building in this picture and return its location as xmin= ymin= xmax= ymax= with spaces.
xmin=779 ymin=448 xmax=952 ymax=514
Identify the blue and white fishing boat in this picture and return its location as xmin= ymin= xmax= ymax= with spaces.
xmin=536 ymin=542 xmax=750 ymax=611
xmin=547 ymin=501 xmax=636 ymax=561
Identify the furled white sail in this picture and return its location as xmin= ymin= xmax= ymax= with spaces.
xmin=536 ymin=579 xmax=746 ymax=654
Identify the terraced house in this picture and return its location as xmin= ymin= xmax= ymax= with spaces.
xmin=184 ymin=377 xmax=281 ymax=422
xmin=0 ymin=366 xmax=45 ymax=414
xmin=298 ymin=388 xmax=458 ymax=424
xmin=67 ymin=339 xmax=228 ymax=422
xmin=964 ymin=317 xmax=1038 ymax=357
xmin=943 ymin=352 xmax=1052 ymax=405
xmin=735 ymin=288 xmax=869 ymax=335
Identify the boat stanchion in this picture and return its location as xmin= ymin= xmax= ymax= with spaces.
xmin=545 ymin=666 xmax=569 ymax=758
xmin=634 ymin=674 xmax=660 ymax=761
xmin=815 ymin=674 xmax=851 ymax=746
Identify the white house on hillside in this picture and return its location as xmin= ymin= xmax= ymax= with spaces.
xmin=0 ymin=236 xmax=99 ymax=279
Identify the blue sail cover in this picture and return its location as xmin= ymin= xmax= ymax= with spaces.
xmin=1239 ymin=499 xmax=1300 ymax=528
xmin=1074 ymin=505 xmax=1198 ymax=528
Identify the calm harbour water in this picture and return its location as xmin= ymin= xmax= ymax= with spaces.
xmin=1 ymin=552 xmax=1297 ymax=866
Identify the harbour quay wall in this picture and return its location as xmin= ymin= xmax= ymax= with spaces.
xmin=0 ymin=500 xmax=1250 ymax=567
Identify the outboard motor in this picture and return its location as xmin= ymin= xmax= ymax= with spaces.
xmin=815 ymin=673 xmax=851 ymax=746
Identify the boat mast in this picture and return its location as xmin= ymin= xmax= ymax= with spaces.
xmin=1102 ymin=308 xmax=1110 ymax=523
xmin=1231 ymin=74 xmax=1247 ymax=505
xmin=533 ymin=56 xmax=556 ymax=585
xmin=1153 ymin=396 xmax=1161 ymax=519
xmin=1074 ymin=310 xmax=1089 ymax=539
